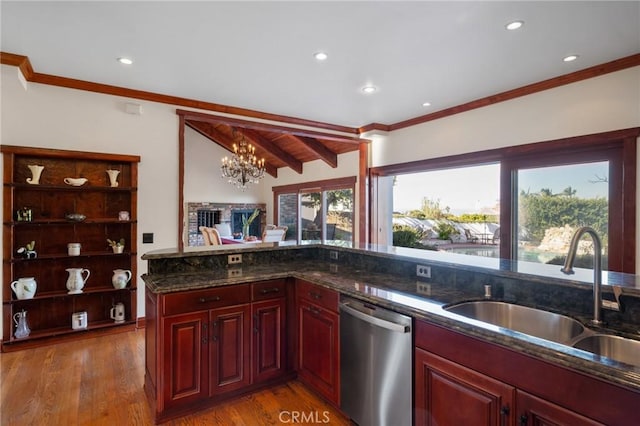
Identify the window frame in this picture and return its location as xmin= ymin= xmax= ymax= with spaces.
xmin=369 ymin=128 xmax=638 ymax=273
xmin=273 ymin=176 xmax=357 ymax=244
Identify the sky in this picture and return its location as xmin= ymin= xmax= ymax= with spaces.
xmin=393 ymin=161 xmax=609 ymax=215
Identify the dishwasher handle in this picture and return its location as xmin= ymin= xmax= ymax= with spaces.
xmin=340 ymin=302 xmax=410 ymax=333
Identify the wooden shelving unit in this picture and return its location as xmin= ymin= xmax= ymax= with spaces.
xmin=1 ymin=145 xmax=140 ymax=351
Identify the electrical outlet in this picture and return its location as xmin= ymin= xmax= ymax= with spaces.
xmin=417 ymin=282 xmax=431 ymax=296
xmin=228 ymin=254 xmax=242 ymax=265
xmin=329 ymin=251 xmax=338 ymax=260
xmin=416 ymin=265 xmax=431 ymax=278
xmin=228 ymin=268 xmax=242 ymax=278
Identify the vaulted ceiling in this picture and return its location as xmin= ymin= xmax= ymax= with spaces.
xmin=180 ymin=111 xmax=366 ymax=177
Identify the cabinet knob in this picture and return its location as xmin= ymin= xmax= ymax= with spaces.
xmin=309 ymin=292 xmax=322 ymax=300
xmin=202 ymin=337 xmax=208 ymax=344
xmin=260 ymin=288 xmax=280 ymax=295
xmin=500 ymin=406 xmax=509 ymax=426
xmin=199 ymin=296 xmax=221 ymax=303
xmin=519 ymin=414 xmax=528 ymax=426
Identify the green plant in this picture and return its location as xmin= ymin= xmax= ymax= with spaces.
xmin=242 ymin=209 xmax=260 ymax=236
xmin=392 ymin=225 xmax=425 ymax=248
xmin=107 ymin=238 xmax=125 ymax=248
xmin=434 ymin=222 xmax=457 ymax=240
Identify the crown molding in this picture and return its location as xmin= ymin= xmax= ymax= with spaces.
xmin=2 ymin=51 xmax=639 ymax=135
xmin=387 ymin=53 xmax=640 ymax=131
xmin=0 ymin=52 xmax=358 ymax=135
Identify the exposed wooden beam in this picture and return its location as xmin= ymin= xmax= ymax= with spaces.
xmin=176 ymin=109 xmax=366 ymax=144
xmin=240 ymin=128 xmax=304 ymax=174
xmin=291 ymin=135 xmax=338 ymax=168
xmin=186 ymin=121 xmax=278 ymax=178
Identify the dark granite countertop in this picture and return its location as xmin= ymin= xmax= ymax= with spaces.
xmin=142 ymin=257 xmax=640 ymax=394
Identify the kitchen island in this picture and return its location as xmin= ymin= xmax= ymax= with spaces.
xmin=142 ymin=243 xmax=640 ymax=424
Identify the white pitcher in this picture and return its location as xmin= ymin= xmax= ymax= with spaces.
xmin=11 ymin=277 xmax=37 ymax=299
xmin=112 ymin=269 xmax=132 ymax=289
xmin=26 ymin=165 xmax=44 ymax=185
xmin=106 ymin=169 xmax=120 ymax=187
xmin=66 ymin=268 xmax=90 ymax=294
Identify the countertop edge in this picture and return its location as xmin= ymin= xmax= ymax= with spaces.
xmin=142 ymin=267 xmax=640 ymax=394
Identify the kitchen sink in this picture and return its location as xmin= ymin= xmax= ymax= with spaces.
xmin=572 ymin=334 xmax=640 ymax=367
xmin=444 ymin=301 xmax=586 ymax=344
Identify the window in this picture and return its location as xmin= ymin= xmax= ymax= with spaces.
xmin=273 ymin=177 xmax=356 ymax=245
xmin=370 ymin=128 xmax=638 ymax=273
xmin=393 ymin=164 xmax=500 ymax=253
xmin=516 ymin=162 xmax=609 ymax=267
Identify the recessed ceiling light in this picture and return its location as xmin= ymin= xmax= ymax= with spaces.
xmin=314 ymin=52 xmax=328 ymax=61
xmin=362 ymin=85 xmax=377 ymax=94
xmin=422 ymin=102 xmax=431 ymax=107
xmin=117 ymin=57 xmax=133 ymax=65
xmin=505 ymin=20 xmax=524 ymax=30
xmin=563 ymin=54 xmax=579 ymax=62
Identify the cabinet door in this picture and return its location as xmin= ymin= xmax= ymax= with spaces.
xmin=297 ymin=299 xmax=340 ymax=404
xmin=162 ymin=311 xmax=209 ymax=409
xmin=415 ymin=348 xmax=515 ymax=426
xmin=209 ymin=303 xmax=251 ymax=396
xmin=517 ymin=391 xmax=603 ymax=426
xmin=252 ymin=298 xmax=286 ymax=383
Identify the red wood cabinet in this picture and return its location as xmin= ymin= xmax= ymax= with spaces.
xmin=516 ymin=391 xmax=603 ymax=426
xmin=162 ymin=311 xmax=209 ymax=409
xmin=2 ymin=145 xmax=139 ymax=351
xmin=145 ymin=279 xmax=290 ymax=423
xmin=209 ymin=303 xmax=252 ymax=395
xmin=296 ymin=279 xmax=340 ymax=405
xmin=252 ymin=298 xmax=286 ymax=383
xmin=415 ymin=348 xmax=514 ymax=426
xmin=415 ymin=319 xmax=636 ymax=425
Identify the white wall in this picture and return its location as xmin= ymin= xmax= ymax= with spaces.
xmin=1 ymin=64 xmax=182 ymax=324
xmin=2 ymin=61 xmax=639 ymax=334
xmin=184 ymin=126 xmax=264 ymax=203
xmin=371 ymin=67 xmax=640 ymax=166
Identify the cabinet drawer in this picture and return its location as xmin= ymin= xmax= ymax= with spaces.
xmin=296 ymin=279 xmax=338 ymax=312
xmin=162 ymin=284 xmax=251 ymax=316
xmin=252 ymin=279 xmax=287 ymax=301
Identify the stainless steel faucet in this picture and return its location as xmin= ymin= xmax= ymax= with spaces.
xmin=560 ymin=226 xmax=605 ymax=326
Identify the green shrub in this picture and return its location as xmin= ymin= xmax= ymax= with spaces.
xmin=434 ymin=222 xmax=457 ymax=240
xmin=393 ymin=225 xmax=426 ymax=248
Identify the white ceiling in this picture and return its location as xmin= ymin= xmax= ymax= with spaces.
xmin=2 ymin=1 xmax=639 ymax=128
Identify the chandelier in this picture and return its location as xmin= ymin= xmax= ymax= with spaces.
xmin=221 ymin=133 xmax=266 ymax=190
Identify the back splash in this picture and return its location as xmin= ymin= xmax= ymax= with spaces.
xmin=144 ymin=244 xmax=640 ymax=331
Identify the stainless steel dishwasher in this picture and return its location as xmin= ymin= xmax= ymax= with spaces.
xmin=340 ymin=296 xmax=413 ymax=426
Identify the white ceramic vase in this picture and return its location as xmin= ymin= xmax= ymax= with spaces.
xmin=11 ymin=277 xmax=37 ymax=299
xmin=26 ymin=165 xmax=44 ymax=185
xmin=106 ymin=169 xmax=120 ymax=187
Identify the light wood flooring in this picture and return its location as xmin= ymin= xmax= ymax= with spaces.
xmin=1 ymin=329 xmax=350 ymax=425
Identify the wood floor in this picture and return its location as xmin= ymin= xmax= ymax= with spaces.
xmin=1 ymin=329 xmax=350 ymax=425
